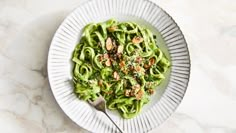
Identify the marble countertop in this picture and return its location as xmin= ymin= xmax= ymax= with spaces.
xmin=1 ymin=0 xmax=236 ymax=132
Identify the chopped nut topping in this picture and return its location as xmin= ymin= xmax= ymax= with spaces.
xmin=130 ymin=89 xmax=136 ymax=96
xmin=129 ymin=65 xmax=134 ymax=71
xmin=125 ymin=89 xmax=131 ymax=97
xmin=148 ymin=89 xmax=154 ymax=95
xmin=98 ymin=80 xmax=103 ymax=86
xmin=132 ymin=84 xmax=141 ymax=91
xmin=99 ymin=55 xmax=103 ymax=61
xmin=112 ymin=41 xmax=117 ymax=52
xmin=119 ymin=61 xmax=125 ymax=68
xmin=113 ymin=40 xmax=117 ymax=47
xmin=135 ymin=56 xmax=142 ymax=64
xmin=117 ymin=53 xmax=122 ymax=59
xmin=113 ymin=71 xmax=120 ymax=80
xmin=136 ymin=89 xmax=144 ymax=100
xmin=132 ymin=36 xmax=144 ymax=44
xmin=144 ymin=64 xmax=150 ymax=69
xmin=103 ymin=53 xmax=109 ymax=59
xmin=108 ymin=26 xmax=118 ymax=32
xmin=105 ymin=59 xmax=111 ymax=66
xmin=117 ymin=45 xmax=124 ymax=53
xmin=106 ymin=37 xmax=113 ymax=51
xmin=131 ymin=84 xmax=141 ymax=96
xmin=110 ymin=57 xmax=115 ymax=62
xmin=149 ymin=57 xmax=155 ymax=66
xmin=122 ymin=69 xmax=128 ymax=74
xmin=146 ymin=82 xmax=152 ymax=88
xmin=135 ymin=65 xmax=142 ymax=72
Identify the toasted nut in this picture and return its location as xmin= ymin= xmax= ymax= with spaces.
xmin=113 ymin=54 xmax=118 ymax=60
xmin=136 ymin=89 xmax=144 ymax=100
xmin=144 ymin=64 xmax=150 ymax=69
xmin=117 ymin=53 xmax=122 ymax=58
xmin=110 ymin=58 xmax=116 ymax=65
xmin=132 ymin=36 xmax=144 ymax=44
xmin=106 ymin=37 xmax=113 ymax=51
xmin=98 ymin=80 xmax=103 ymax=86
xmin=129 ymin=65 xmax=134 ymax=71
xmin=119 ymin=61 xmax=125 ymax=68
xmin=125 ymin=89 xmax=131 ymax=97
xmin=148 ymin=89 xmax=154 ymax=95
xmin=105 ymin=59 xmax=111 ymax=66
xmin=132 ymin=84 xmax=141 ymax=91
xmin=135 ymin=56 xmax=142 ymax=64
xmin=112 ymin=41 xmax=117 ymax=52
xmin=113 ymin=71 xmax=120 ymax=80
xmin=146 ymin=82 xmax=152 ymax=88
xmin=122 ymin=69 xmax=128 ymax=74
xmin=99 ymin=55 xmax=103 ymax=61
xmin=108 ymin=26 xmax=118 ymax=32
xmin=135 ymin=65 xmax=142 ymax=72
xmin=117 ymin=45 xmax=124 ymax=53
xmin=131 ymin=84 xmax=141 ymax=96
xmin=103 ymin=53 xmax=109 ymax=59
xmin=130 ymin=89 xmax=136 ymax=96
xmin=149 ymin=57 xmax=155 ymax=66
xmin=113 ymin=40 xmax=117 ymax=47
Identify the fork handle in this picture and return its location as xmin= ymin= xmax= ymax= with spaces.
xmin=104 ymin=112 xmax=124 ymax=133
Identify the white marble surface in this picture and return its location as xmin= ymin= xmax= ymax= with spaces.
xmin=0 ymin=0 xmax=236 ymax=132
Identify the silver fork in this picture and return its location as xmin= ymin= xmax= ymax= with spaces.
xmin=88 ymin=95 xmax=124 ymax=133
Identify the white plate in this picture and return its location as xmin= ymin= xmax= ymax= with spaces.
xmin=47 ymin=0 xmax=191 ymax=132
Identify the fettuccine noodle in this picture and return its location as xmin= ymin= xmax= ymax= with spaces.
xmin=72 ymin=19 xmax=170 ymax=119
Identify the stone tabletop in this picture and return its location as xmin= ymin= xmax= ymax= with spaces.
xmin=0 ymin=0 xmax=236 ymax=132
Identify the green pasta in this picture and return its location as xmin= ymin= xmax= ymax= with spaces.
xmin=72 ymin=19 xmax=170 ymax=119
